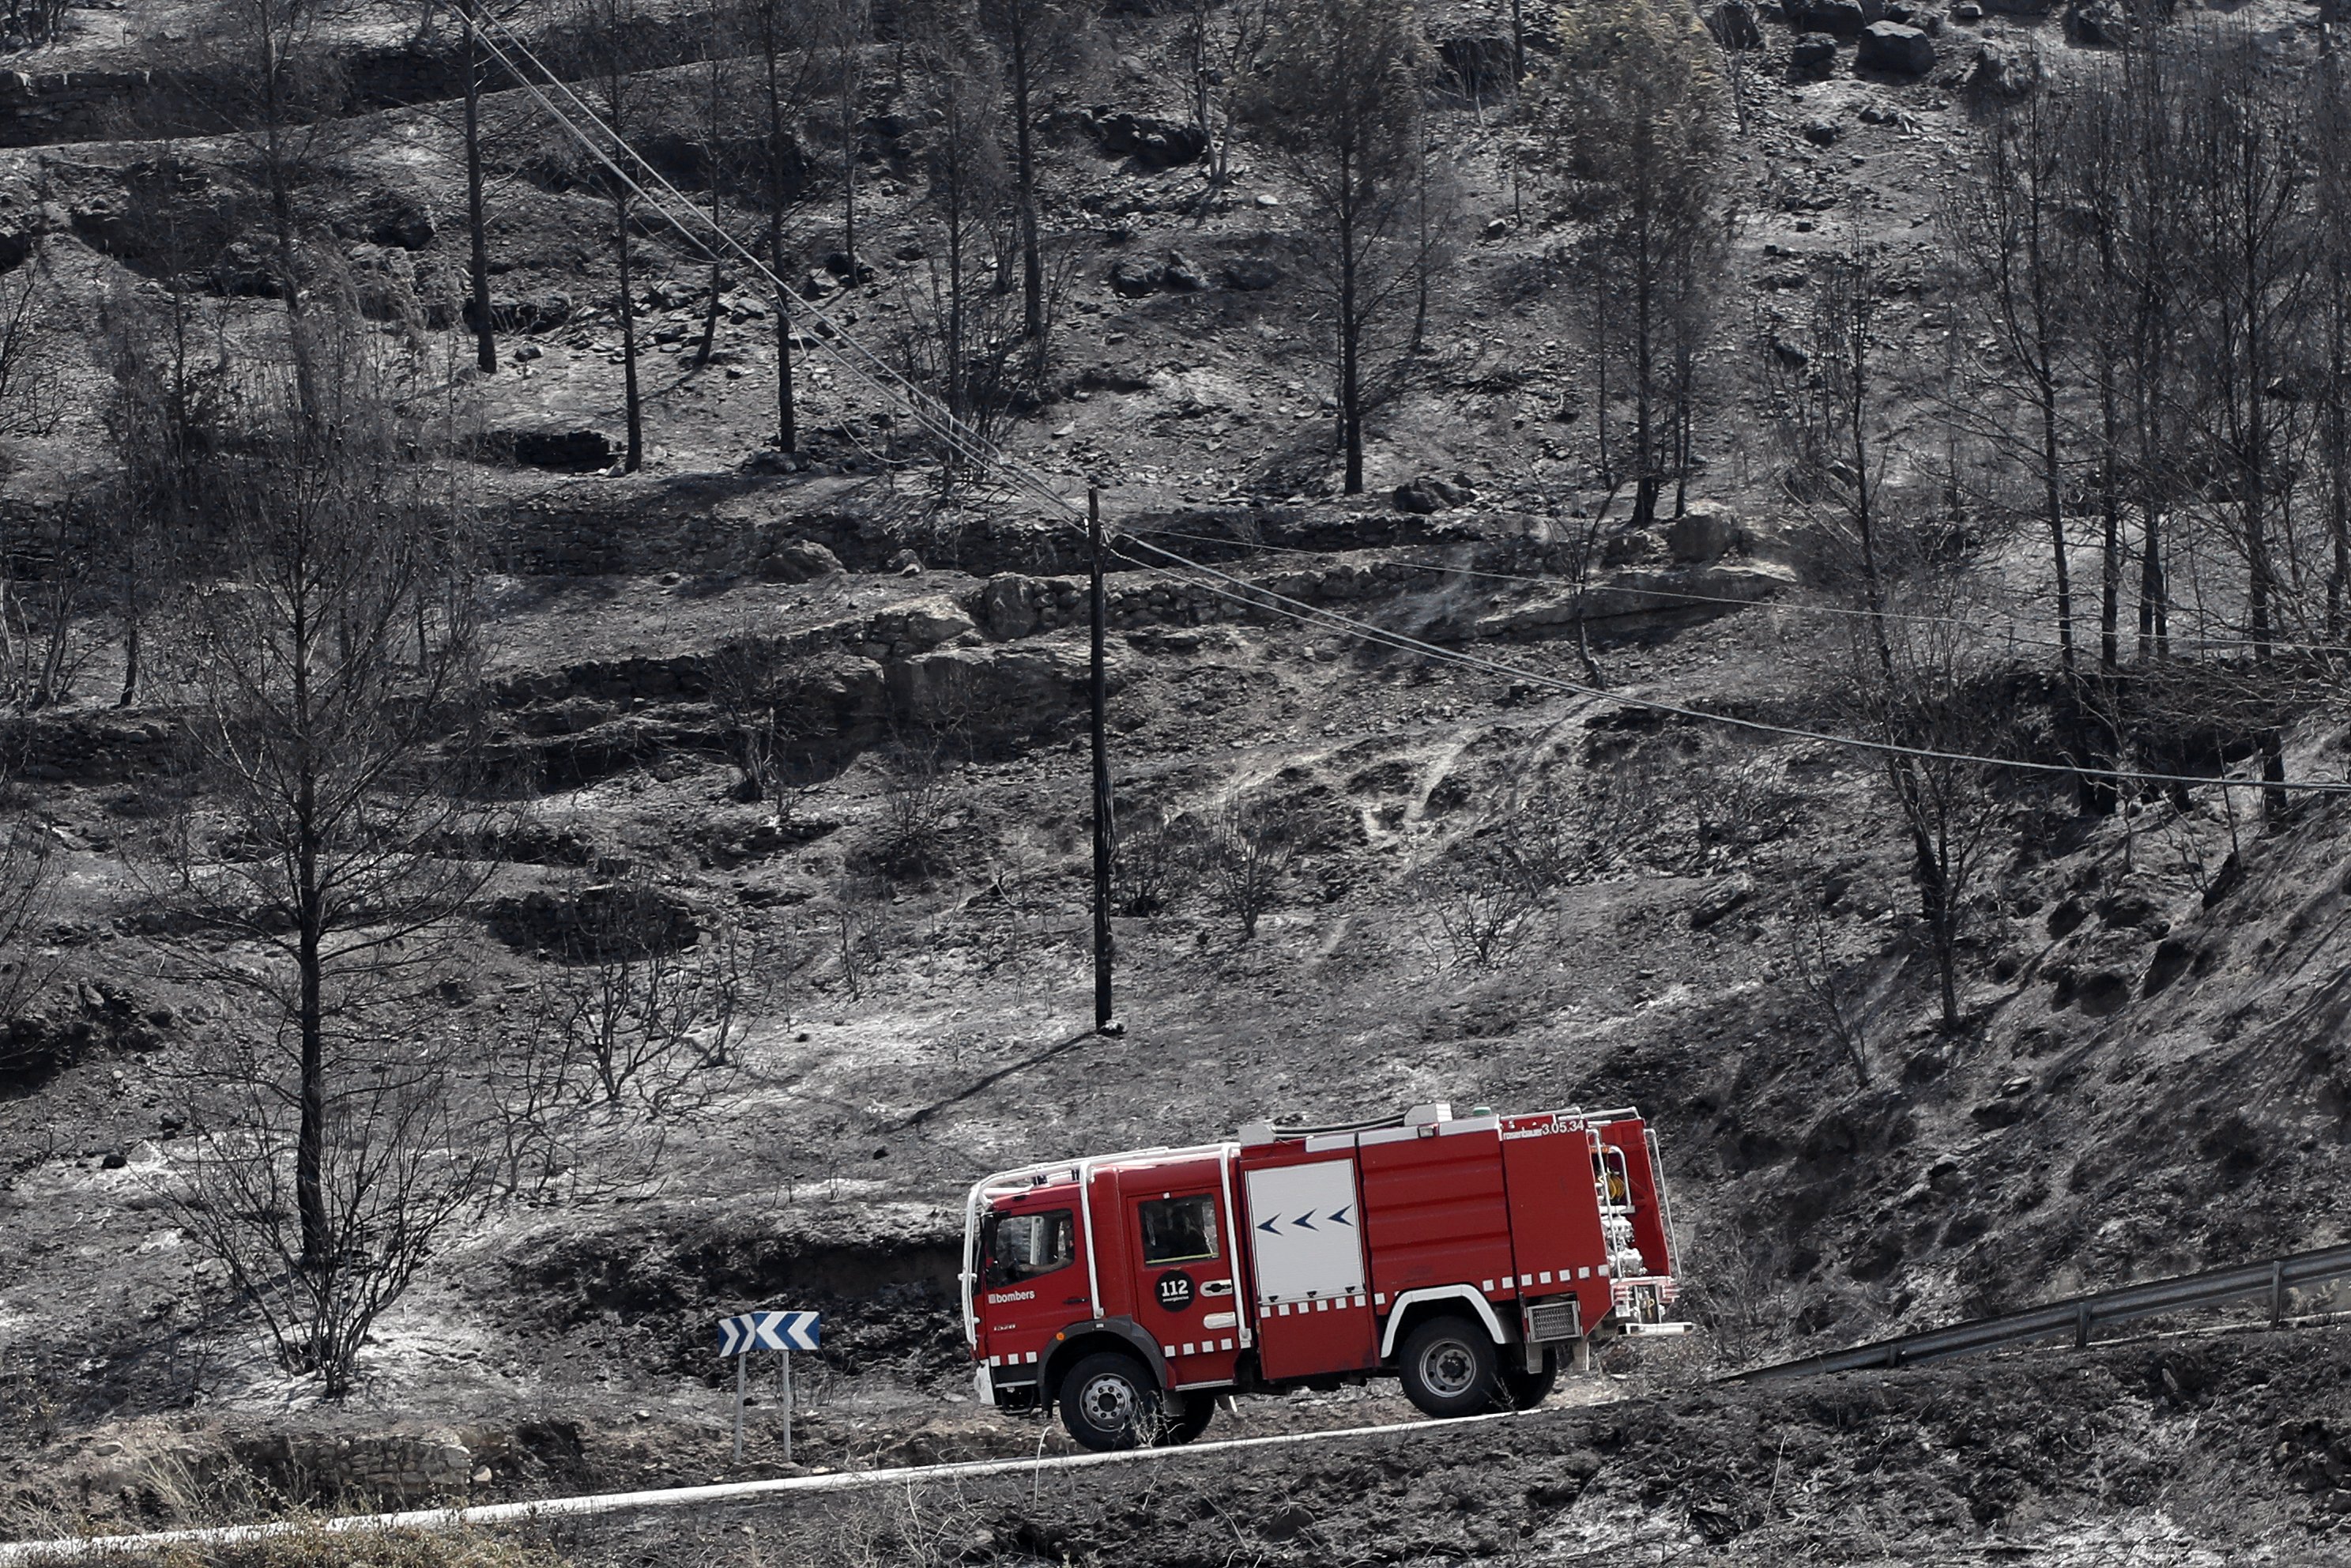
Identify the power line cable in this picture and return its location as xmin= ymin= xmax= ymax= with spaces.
xmin=469 ymin=17 xmax=2348 ymax=797
xmin=1118 ymin=522 xmax=2351 ymax=660
xmin=468 ymin=12 xmax=1091 ymax=514
xmin=1110 ymin=534 xmax=2351 ymax=797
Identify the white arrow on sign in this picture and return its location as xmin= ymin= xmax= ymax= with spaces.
xmin=718 ymin=1310 xmax=822 ymax=1356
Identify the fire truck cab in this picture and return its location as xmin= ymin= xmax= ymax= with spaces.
xmin=960 ymin=1102 xmax=1681 ymax=1450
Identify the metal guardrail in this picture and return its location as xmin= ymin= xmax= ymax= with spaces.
xmin=1739 ymin=1240 xmax=2351 ymax=1382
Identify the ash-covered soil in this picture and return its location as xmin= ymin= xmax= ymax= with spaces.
xmin=586 ymin=1328 xmax=2351 ymax=1566
xmin=0 ymin=0 xmax=2346 ymax=1551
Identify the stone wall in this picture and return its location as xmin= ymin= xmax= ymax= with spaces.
xmin=484 ymin=493 xmax=1487 ymax=582
xmin=0 ymin=13 xmax=725 ymax=148
xmin=11 ymin=714 xmax=173 ymax=782
xmin=223 ymin=1420 xmax=583 ymax=1505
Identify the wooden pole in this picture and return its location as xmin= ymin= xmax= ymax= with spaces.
xmin=732 ymin=1352 xmax=745 ymax=1462
xmin=1089 ymin=486 xmax=1114 ymax=1033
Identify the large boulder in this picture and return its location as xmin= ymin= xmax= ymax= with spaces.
xmin=1092 ymin=111 xmax=1207 ymax=168
xmin=1665 ymin=503 xmax=1744 ymax=565
xmin=369 ymin=202 xmax=435 ymax=252
xmin=1162 ymin=251 xmax=1211 ymax=292
xmin=975 ymin=574 xmax=1043 ymax=639
xmin=1789 ymin=0 xmax=1871 ymax=35
xmin=1393 ymin=474 xmax=1477 ymax=514
xmin=888 ymin=642 xmax=1106 ymax=744
xmin=1857 ymin=20 xmax=1937 ymax=72
xmin=758 ymin=539 xmax=845 ymax=584
xmin=1110 ymin=258 xmax=1166 ymax=297
xmin=2065 ymin=0 xmax=2131 ymax=44
xmin=1967 ymin=36 xmax=2044 ymax=96
xmin=1222 ymin=257 xmax=1282 ymax=291
xmin=1789 ymin=32 xmax=1840 ymax=71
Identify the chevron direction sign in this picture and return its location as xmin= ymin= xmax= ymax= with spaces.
xmin=718 ymin=1310 xmax=820 ymax=1356
xmin=1254 ymin=1206 xmax=1354 ymax=1234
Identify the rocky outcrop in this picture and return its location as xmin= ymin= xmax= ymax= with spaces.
xmin=1393 ymin=474 xmax=1477 ymax=514
xmin=1857 ymin=20 xmax=1938 ymax=74
xmin=1087 ymin=111 xmax=1207 ymax=168
xmin=1665 ymin=502 xmax=1746 ymax=565
xmin=1788 ymin=0 xmax=1871 ymax=36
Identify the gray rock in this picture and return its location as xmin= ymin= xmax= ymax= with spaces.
xmin=1857 ymin=19 xmax=1936 ymax=72
xmin=371 ymin=202 xmax=435 ymax=252
xmin=2065 ymin=0 xmax=2130 ymax=44
xmin=759 ymin=540 xmax=844 ymax=584
xmin=1602 ymin=527 xmax=1663 ymax=568
xmin=1790 ymin=0 xmax=1869 ymax=35
xmin=1221 ymin=257 xmax=1282 ymax=290
xmin=1665 ymin=503 xmax=1743 ymax=564
xmin=1162 ymin=251 xmax=1210 ymax=292
xmin=1790 ymin=32 xmax=1840 ymax=70
xmin=1967 ymin=36 xmax=2043 ymax=96
xmin=1110 ymin=259 xmax=1166 ymax=297
xmin=1690 ymin=873 xmax=1757 ymax=930
xmin=1803 ymin=118 xmax=1843 ymax=145
xmin=1093 ymin=111 xmax=1207 ymax=168
xmin=897 ymin=597 xmax=979 ymax=650
xmin=975 ymin=574 xmax=1043 ymax=639
xmin=1392 ymin=474 xmax=1476 ymax=514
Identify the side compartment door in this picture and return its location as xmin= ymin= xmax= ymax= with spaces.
xmin=1126 ymin=1185 xmax=1242 ymax=1387
xmin=1241 ymin=1156 xmax=1378 ymax=1381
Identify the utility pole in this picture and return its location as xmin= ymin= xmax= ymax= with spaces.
xmin=1089 ymin=488 xmax=1116 ymax=1034
xmin=462 ymin=0 xmax=495 ymax=374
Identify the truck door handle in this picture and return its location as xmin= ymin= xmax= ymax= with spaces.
xmin=1064 ymin=1295 xmax=1087 ymax=1305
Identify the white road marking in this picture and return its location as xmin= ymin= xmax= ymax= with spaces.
xmin=0 ymin=1409 xmax=1538 ymax=1564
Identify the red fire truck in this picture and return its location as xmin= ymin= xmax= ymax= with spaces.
xmin=960 ymin=1102 xmax=1681 ymax=1450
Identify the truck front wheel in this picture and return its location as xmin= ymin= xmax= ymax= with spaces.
xmin=1397 ymin=1316 xmax=1502 ymax=1419
xmin=1058 ymin=1352 xmax=1162 ymax=1451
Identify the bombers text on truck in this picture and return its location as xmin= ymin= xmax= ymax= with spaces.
xmin=959 ymin=1101 xmax=1682 ymax=1451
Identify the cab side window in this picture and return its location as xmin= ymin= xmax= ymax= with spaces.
xmin=1138 ymin=1195 xmax=1220 ymax=1265
xmin=987 ymin=1208 xmax=1076 ymax=1284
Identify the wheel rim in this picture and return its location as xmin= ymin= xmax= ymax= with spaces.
xmin=1078 ymin=1371 xmax=1137 ymax=1432
xmin=1418 ymin=1337 xmax=1479 ymax=1398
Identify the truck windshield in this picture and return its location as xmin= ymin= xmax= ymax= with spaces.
xmin=983 ymin=1208 xmax=1075 ymax=1286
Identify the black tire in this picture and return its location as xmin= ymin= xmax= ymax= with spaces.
xmin=1501 ymin=1346 xmax=1559 ymax=1411
xmin=1396 ymin=1315 xmax=1503 ymax=1419
xmin=1164 ymin=1395 xmax=1215 ymax=1445
xmin=1057 ymin=1351 xmax=1162 ymax=1452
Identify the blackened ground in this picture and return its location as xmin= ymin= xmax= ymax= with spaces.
xmin=576 ymin=1324 xmax=2351 ymax=1567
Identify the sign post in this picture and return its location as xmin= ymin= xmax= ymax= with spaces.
xmin=717 ymin=1310 xmax=821 ymax=1466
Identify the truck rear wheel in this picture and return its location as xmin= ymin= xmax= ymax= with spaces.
xmin=1164 ymin=1395 xmax=1215 ymax=1445
xmin=1397 ymin=1315 xmax=1502 ymax=1419
xmin=1058 ymin=1351 xmax=1162 ymax=1452
xmin=1502 ymin=1347 xmax=1558 ymax=1410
